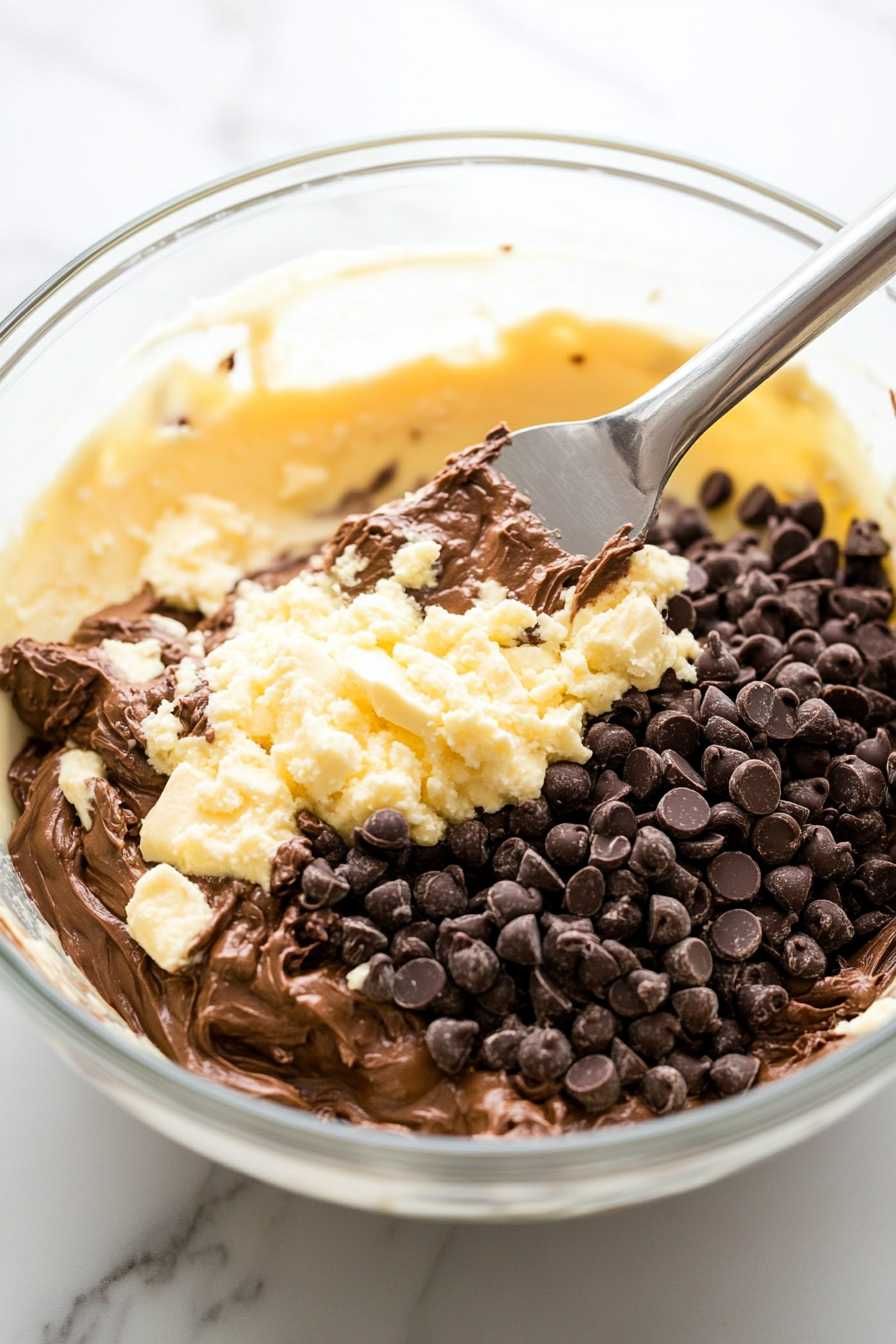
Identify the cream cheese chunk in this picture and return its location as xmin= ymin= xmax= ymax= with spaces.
xmin=100 ymin=637 xmax=165 ymax=684
xmin=125 ymin=863 xmax=214 ymax=973
xmin=139 ymin=493 xmax=272 ymax=616
xmin=140 ymin=543 xmax=698 ymax=886
xmin=57 ymin=749 xmax=107 ymax=830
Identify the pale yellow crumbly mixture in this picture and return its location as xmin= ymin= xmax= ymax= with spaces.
xmin=139 ymin=540 xmax=698 ymax=889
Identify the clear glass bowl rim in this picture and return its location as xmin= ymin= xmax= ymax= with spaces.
xmin=2 ymin=128 xmax=895 ymax=1177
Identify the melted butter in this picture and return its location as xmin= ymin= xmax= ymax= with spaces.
xmin=0 ymin=311 xmax=871 ymax=643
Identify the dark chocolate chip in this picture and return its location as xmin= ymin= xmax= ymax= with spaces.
xmin=624 ymin=746 xmax=665 ymax=799
xmin=446 ymin=819 xmax=490 ymax=867
xmin=415 ymin=869 xmax=468 ymax=919
xmin=856 ymin=728 xmax=891 ymax=771
xmin=486 ymin=880 xmax=543 ymax=926
xmin=816 ymin=641 xmax=863 ymax=685
xmin=677 ymin=831 xmax=726 ymax=861
xmin=495 ymin=914 xmax=542 ymax=965
xmin=696 ymin=631 xmax=740 ymax=683
xmin=661 ymin=749 xmax=707 ymax=791
xmin=647 ymin=895 xmax=692 ymax=945
xmin=611 ymin=1035 xmax=649 ymax=1084
xmin=356 ymin=808 xmax=410 ymax=852
xmin=341 ymin=916 xmax=389 ymax=966
xmin=738 ymin=484 xmax=777 ymax=526
xmin=571 ymin=1003 xmax=619 ymax=1054
xmin=492 ymin=836 xmax=529 ymax=880
xmin=752 ymin=812 xmax=802 ymax=864
xmin=391 ymin=921 xmax=437 ymax=966
xmin=766 ymin=689 xmax=799 ymax=741
xmin=448 ymin=933 xmax=500 ymax=994
xmin=640 ymin=1064 xmax=688 ymax=1114
xmin=589 ymin=799 xmax=638 ymax=840
xmin=710 ymin=909 xmax=763 ymax=961
xmin=853 ymin=858 xmax=896 ymax=907
xmin=702 ymin=745 xmax=750 ymax=794
xmin=476 ymin=970 xmax=516 ymax=1016
xmin=270 ymin=836 xmax=313 ymax=897
xmin=844 ymin=519 xmax=890 ymax=558
xmin=344 ymin=848 xmax=390 ymax=896
xmin=645 ymin=709 xmax=702 ymax=757
xmin=671 ymin=986 xmax=721 ymax=1034
xmin=629 ymin=825 xmax=676 ymax=880
xmin=798 ymin=824 xmax=838 ymax=877
xmin=794 ymin=697 xmax=839 ymax=745
xmin=608 ymin=969 xmax=671 ymax=1017
xmin=516 ymin=847 xmax=565 ymax=892
xmin=529 ymin=967 xmax=574 ymax=1023
xmin=392 ymin=957 xmax=447 ymax=1010
xmin=364 ymin=879 xmax=413 ymax=931
xmin=802 ymin=900 xmax=854 ymax=952
xmin=735 ymin=983 xmax=788 ymax=1030
xmin=709 ymin=801 xmax=753 ymax=842
xmin=656 ymin=787 xmax=711 ymax=838
xmin=300 ymin=857 xmax=351 ymax=909
xmin=508 ymin=796 xmax=552 ymax=840
xmin=297 ymin=811 xmax=347 ymax=866
xmin=425 ymin=1018 xmax=479 ymax=1073
xmin=628 ymin=1011 xmax=679 ymax=1060
xmin=701 ymin=684 xmax=741 ymax=725
xmin=854 ymin=910 xmax=895 ymax=938
xmin=666 ymin=1049 xmax=712 ymax=1095
xmin=545 ymin=822 xmax=589 ymax=867
xmin=359 ymin=952 xmax=396 ymax=1002
xmin=585 ymin=722 xmax=636 ymax=769
xmin=543 ymin=762 xmax=592 ymax=811
xmin=709 ymin=1019 xmax=751 ymax=1058
xmin=782 ymin=776 xmax=830 ymax=814
xmin=589 ymin=832 xmax=632 ymax=871
xmin=700 ymin=470 xmax=734 ymax=510
xmin=663 ymin=937 xmax=714 ymax=986
xmin=595 ymin=897 xmax=643 ymax=940
xmin=705 ymin=714 xmax=754 ymax=752
xmin=709 ymin=1052 xmax=760 ymax=1096
xmin=563 ymin=866 xmax=606 ymax=917
xmin=782 ymin=933 xmax=827 ymax=979
xmin=564 ymin=1054 xmax=621 ymax=1112
xmin=763 ymin=864 xmax=813 ymax=915
xmin=827 ymin=755 xmax=886 ymax=810
xmin=823 ymin=684 xmax=869 ymax=723
xmin=665 ymin=592 xmax=697 ymax=634
xmin=518 ymin=1026 xmax=574 ymax=1082
xmin=480 ymin=1027 xmax=524 ymax=1071
xmin=728 ymin=759 xmax=781 ymax=815
xmin=707 ymin=850 xmax=761 ymax=903
xmin=578 ymin=941 xmax=623 ymax=993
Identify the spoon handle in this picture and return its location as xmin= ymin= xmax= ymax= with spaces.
xmin=631 ymin=184 xmax=896 ymax=486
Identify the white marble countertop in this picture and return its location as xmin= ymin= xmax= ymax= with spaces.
xmin=2 ymin=1 xmax=896 ymax=1338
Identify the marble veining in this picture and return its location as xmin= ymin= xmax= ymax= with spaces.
xmin=3 ymin=0 xmax=896 ymax=1339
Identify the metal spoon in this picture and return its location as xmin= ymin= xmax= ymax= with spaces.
xmin=499 ymin=185 xmax=896 ymax=558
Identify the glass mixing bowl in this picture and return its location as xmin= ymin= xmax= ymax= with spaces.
xmin=2 ymin=132 xmax=896 ymax=1222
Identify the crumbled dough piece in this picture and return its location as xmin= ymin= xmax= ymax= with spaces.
xmin=100 ymin=638 xmax=165 ymax=684
xmin=125 ymin=863 xmax=214 ymax=973
xmin=330 ymin=544 xmax=368 ymax=589
xmin=139 ymin=493 xmax=271 ymax=616
xmin=141 ymin=544 xmax=697 ymax=885
xmin=58 ymin=749 xmax=107 ymax=830
xmin=390 ymin=538 xmax=440 ymax=589
xmin=346 ymin=962 xmax=370 ymax=992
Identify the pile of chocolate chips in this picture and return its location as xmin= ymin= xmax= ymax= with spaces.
xmin=275 ymin=470 xmax=896 ymax=1118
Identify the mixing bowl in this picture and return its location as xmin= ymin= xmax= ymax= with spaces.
xmin=2 ymin=132 xmax=896 ymax=1220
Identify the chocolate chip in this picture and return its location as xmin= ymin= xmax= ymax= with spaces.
xmin=518 ymin=1026 xmax=574 ymax=1081
xmin=564 ymin=1054 xmax=621 ymax=1112
xmin=646 ymin=709 xmax=702 ymax=756
xmin=543 ymin=762 xmax=591 ymax=810
xmin=656 ymin=787 xmax=711 ymax=839
xmin=854 ymin=858 xmax=896 ymax=906
xmin=816 ymin=641 xmax=863 ymax=684
xmin=766 ymin=688 xmax=799 ymax=741
xmin=492 ymin=836 xmax=529 ymax=880
xmin=516 ymin=847 xmax=565 ymax=892
xmin=782 ymin=776 xmax=830 ymax=814
xmin=447 ymin=819 xmax=490 ymax=867
xmin=563 ymin=866 xmax=605 ymax=917
xmin=824 ymin=684 xmax=869 ymax=723
xmin=672 ymin=986 xmax=721 ymax=1034
xmin=696 ymin=631 xmax=740 ymax=683
xmin=300 ymin=857 xmax=352 ymax=909
xmin=589 ymin=832 xmax=632 ymax=871
xmin=705 ymin=715 xmax=754 ymax=753
xmin=663 ymin=937 xmax=714 ymax=986
xmin=391 ymin=921 xmax=437 ymax=965
xmin=709 ymin=1052 xmax=760 ymax=1096
xmin=828 ymin=755 xmax=886 ymax=810
xmin=545 ymin=822 xmax=589 ymax=867
xmin=270 ymin=835 xmax=313 ymax=897
xmin=628 ymin=1011 xmax=680 ymax=1060
xmin=590 ymin=799 xmax=638 ymax=839
xmin=611 ymin=689 xmax=653 ymax=730
xmin=640 ymin=1064 xmax=688 ymax=1114
xmin=782 ymin=933 xmax=827 ymax=978
xmin=356 ymin=808 xmax=410 ymax=853
xmin=509 ymin=796 xmax=552 ymax=839
xmin=700 ymin=470 xmax=734 ymax=510
xmin=341 ymin=916 xmax=389 ymax=966
xmin=709 ymin=1019 xmax=751 ymax=1058
xmin=608 ymin=968 xmax=671 ymax=1016
xmin=707 ymin=850 xmax=761 ymax=903
xmin=856 ymin=728 xmax=891 ymax=771
xmin=751 ymin=812 xmax=800 ymax=865
xmin=666 ymin=1049 xmax=712 ymax=1095
xmin=710 ymin=909 xmax=763 ymax=960
xmin=363 ymin=879 xmax=413 ymax=931
xmin=665 ymin=593 xmax=697 ymax=634
xmin=425 ymin=1018 xmax=478 ymax=1073
xmin=854 ymin=910 xmax=894 ymax=938
xmin=789 ymin=629 xmax=826 ymax=664
xmin=578 ymin=940 xmax=623 ymax=993
xmin=495 ymin=914 xmax=542 ymax=966
xmin=448 ymin=933 xmax=500 ymax=994
xmin=624 ymin=746 xmax=665 ymax=799
xmin=571 ymin=1003 xmax=618 ymax=1054
xmin=530 ymin=967 xmax=574 ymax=1023
xmin=735 ymin=983 xmax=788 ymax=1030
xmin=392 ymin=957 xmax=447 ymax=1010
xmin=486 ymin=880 xmax=542 ymax=926
xmin=415 ymin=869 xmax=468 ymax=919
xmin=802 ymin=900 xmax=854 ymax=952
xmin=297 ymin=811 xmax=347 ymax=865
xmin=845 ymin=518 xmax=890 ymax=558
xmin=770 ymin=520 xmax=812 ymax=569
xmin=728 ymin=759 xmax=781 ymax=815
xmin=738 ymin=484 xmax=777 ymax=526
xmin=359 ymin=952 xmax=396 ymax=1002
xmin=703 ymin=745 xmax=750 ymax=794
xmin=677 ymin=831 xmax=726 ymax=861
xmin=610 ymin=1035 xmax=647 ymax=1084
xmin=585 ymin=722 xmax=636 ymax=769
xmin=798 ymin=824 xmax=837 ymax=877
xmin=661 ymin=750 xmax=707 ymax=792
xmin=709 ymin=800 xmax=753 ymax=843
xmin=344 ymin=847 xmax=390 ymax=896
xmin=629 ymin=825 xmax=676 ymax=880
xmin=595 ymin=897 xmax=643 ymax=940
xmin=701 ymin=685 xmax=739 ymax=726
xmin=647 ymin=895 xmax=692 ymax=945
xmin=480 ymin=1026 xmax=524 ymax=1071
xmin=763 ymin=864 xmax=813 ymax=915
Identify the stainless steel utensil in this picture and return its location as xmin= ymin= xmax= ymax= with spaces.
xmin=500 ymin=186 xmax=896 ymax=557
